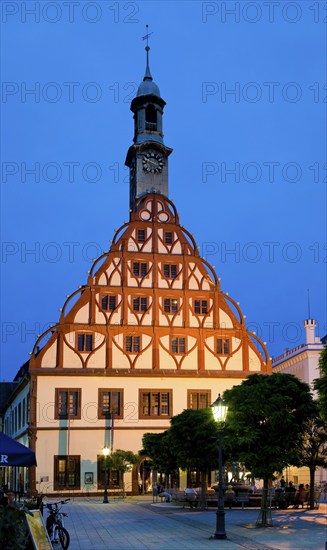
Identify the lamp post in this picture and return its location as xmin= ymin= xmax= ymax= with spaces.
xmin=211 ymin=394 xmax=228 ymax=539
xmin=102 ymin=446 xmax=110 ymax=504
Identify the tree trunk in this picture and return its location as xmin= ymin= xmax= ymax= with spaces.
xmin=256 ymin=477 xmax=273 ymax=527
xmin=200 ymin=471 xmax=207 ymax=511
xmin=309 ymin=467 xmax=315 ymax=510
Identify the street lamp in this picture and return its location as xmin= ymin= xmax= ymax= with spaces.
xmin=102 ymin=446 xmax=110 ymax=504
xmin=211 ymin=394 xmax=228 ymax=539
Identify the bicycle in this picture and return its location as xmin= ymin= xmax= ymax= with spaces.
xmin=45 ymin=498 xmax=70 ymax=549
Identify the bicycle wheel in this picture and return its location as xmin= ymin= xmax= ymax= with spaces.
xmin=58 ymin=527 xmax=70 ymax=549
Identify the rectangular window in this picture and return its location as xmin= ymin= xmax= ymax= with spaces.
xmin=54 ymin=455 xmax=80 ymax=490
xmin=188 ymin=390 xmax=211 ymax=410
xmin=98 ymin=389 xmax=123 ymax=419
xmin=139 ymin=390 xmax=172 ymax=419
xmin=26 ymin=394 xmax=30 ymax=424
xmin=125 ymin=335 xmax=140 ymax=353
xmin=194 ymin=300 xmax=208 ymax=314
xmin=137 ymin=229 xmax=145 ymax=242
xmin=133 ymin=262 xmax=148 ymax=277
xmin=77 ymin=333 xmax=93 ymax=352
xmin=171 ymin=337 xmax=186 ymax=354
xmin=216 ymin=338 xmax=230 ymax=355
xmin=133 ymin=297 xmax=148 ymax=312
xmin=97 ymin=456 xmax=120 ymax=489
xmin=164 ymin=298 xmax=178 ymax=313
xmin=22 ymin=398 xmax=26 ymax=426
xmin=163 ymin=264 xmax=177 ymax=279
xmin=101 ymin=295 xmax=116 ymax=311
xmin=165 ymin=231 xmax=173 ymax=244
xmin=55 ymin=389 xmax=81 ymax=419
xmin=18 ymin=403 xmax=22 ymax=430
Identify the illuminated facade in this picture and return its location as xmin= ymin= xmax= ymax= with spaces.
xmin=4 ymin=48 xmax=271 ymax=495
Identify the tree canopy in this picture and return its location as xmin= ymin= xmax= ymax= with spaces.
xmin=168 ymin=408 xmax=219 ymax=473
xmin=142 ymin=409 xmax=220 ymax=476
xmin=141 ymin=431 xmax=178 ymax=474
xmin=108 ymin=449 xmax=139 ymax=474
xmin=314 ymin=345 xmax=327 ymax=423
xmin=223 ymin=373 xmax=315 ymax=483
xmin=298 ymin=406 xmax=327 ymax=509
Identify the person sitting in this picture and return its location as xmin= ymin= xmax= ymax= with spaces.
xmin=157 ymin=484 xmax=172 ymax=503
xmin=224 ymin=485 xmax=236 ymax=509
xmin=293 ymin=484 xmax=307 ymax=508
xmin=185 ymin=485 xmax=198 ymax=508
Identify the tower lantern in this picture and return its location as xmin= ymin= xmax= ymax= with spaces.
xmin=125 ymin=29 xmax=172 ymax=211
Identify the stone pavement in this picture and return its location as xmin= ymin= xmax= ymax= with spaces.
xmin=46 ymin=495 xmax=327 ymax=550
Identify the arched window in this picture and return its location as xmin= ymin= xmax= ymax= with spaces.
xmin=145 ymin=104 xmax=157 ymax=131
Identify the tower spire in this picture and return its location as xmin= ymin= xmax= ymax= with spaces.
xmin=142 ymin=25 xmax=153 ymax=81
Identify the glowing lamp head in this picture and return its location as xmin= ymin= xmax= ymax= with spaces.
xmin=102 ymin=446 xmax=110 ymax=457
xmin=211 ymin=394 xmax=228 ymax=425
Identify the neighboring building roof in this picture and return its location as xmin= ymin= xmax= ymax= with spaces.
xmin=0 ymin=382 xmax=18 ymax=414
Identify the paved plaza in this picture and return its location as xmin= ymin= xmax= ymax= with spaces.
xmin=44 ymin=495 xmax=327 ymax=550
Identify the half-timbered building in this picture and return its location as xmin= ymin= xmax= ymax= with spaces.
xmin=7 ymin=47 xmax=271 ymax=496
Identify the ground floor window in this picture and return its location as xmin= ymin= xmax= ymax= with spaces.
xmin=54 ymin=455 xmax=80 ymax=491
xmin=97 ymin=456 xmax=121 ymax=489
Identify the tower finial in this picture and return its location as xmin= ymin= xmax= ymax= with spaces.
xmin=142 ymin=24 xmax=154 ymax=81
xmin=307 ymin=288 xmax=311 ymax=319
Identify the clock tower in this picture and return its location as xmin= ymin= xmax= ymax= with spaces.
xmin=125 ymin=42 xmax=173 ymax=211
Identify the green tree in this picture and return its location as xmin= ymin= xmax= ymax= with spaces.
xmin=314 ymin=345 xmax=327 ymax=423
xmin=169 ymin=408 xmax=219 ymax=474
xmin=108 ymin=449 xmax=139 ymax=494
xmin=298 ymin=408 xmax=327 ymax=509
xmin=141 ymin=431 xmax=178 ymax=475
xmin=223 ymin=373 xmax=315 ymax=526
xmin=168 ymin=408 xmax=220 ymax=509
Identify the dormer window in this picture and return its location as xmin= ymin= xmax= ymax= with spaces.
xmin=145 ymin=104 xmax=157 ymax=131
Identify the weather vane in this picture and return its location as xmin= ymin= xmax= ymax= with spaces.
xmin=142 ymin=24 xmax=153 ymax=50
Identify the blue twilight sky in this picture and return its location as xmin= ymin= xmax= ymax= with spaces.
xmin=1 ymin=0 xmax=326 ymax=381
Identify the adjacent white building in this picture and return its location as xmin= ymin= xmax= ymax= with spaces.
xmin=272 ymin=319 xmax=327 ymax=485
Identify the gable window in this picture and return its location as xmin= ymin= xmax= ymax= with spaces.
xmin=194 ymin=300 xmax=208 ymax=314
xmin=164 ymin=298 xmax=178 ymax=313
xmin=55 ymin=389 xmax=81 ymax=419
xmin=216 ymin=338 xmax=230 ymax=355
xmin=137 ymin=229 xmax=146 ymax=242
xmin=165 ymin=231 xmax=173 ymax=244
xmin=133 ymin=297 xmax=148 ymax=312
xmin=125 ymin=335 xmax=140 ymax=353
xmin=77 ymin=333 xmax=93 ymax=352
xmin=139 ymin=390 xmax=172 ymax=418
xmin=133 ymin=262 xmax=148 ymax=277
xmin=171 ymin=337 xmax=186 ymax=354
xmin=163 ymin=264 xmax=177 ymax=279
xmin=98 ymin=389 xmax=123 ymax=419
xmin=188 ymin=390 xmax=211 ymax=410
xmin=101 ymin=295 xmax=116 ymax=311
xmin=54 ymin=455 xmax=80 ymax=490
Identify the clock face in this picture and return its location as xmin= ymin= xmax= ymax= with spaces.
xmin=142 ymin=151 xmax=164 ymax=173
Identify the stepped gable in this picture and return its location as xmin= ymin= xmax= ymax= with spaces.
xmin=30 ymin=193 xmax=270 ymax=375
